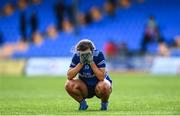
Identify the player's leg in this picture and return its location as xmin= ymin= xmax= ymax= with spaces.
xmin=65 ymin=78 xmax=88 ymax=110
xmin=95 ymin=79 xmax=112 ymax=110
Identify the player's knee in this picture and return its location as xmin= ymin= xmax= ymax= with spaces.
xmin=65 ymin=80 xmax=75 ymax=91
xmin=96 ymin=82 xmax=110 ymax=93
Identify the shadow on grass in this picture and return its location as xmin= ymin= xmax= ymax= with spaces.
xmin=74 ymin=109 xmax=111 ymax=112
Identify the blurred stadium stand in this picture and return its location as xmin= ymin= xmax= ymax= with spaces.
xmin=0 ymin=0 xmax=179 ymax=58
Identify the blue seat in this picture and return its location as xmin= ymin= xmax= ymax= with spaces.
xmin=1 ymin=0 xmax=180 ymax=57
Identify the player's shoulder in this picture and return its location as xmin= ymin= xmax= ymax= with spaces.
xmin=71 ymin=52 xmax=80 ymax=61
xmin=93 ymin=50 xmax=103 ymax=57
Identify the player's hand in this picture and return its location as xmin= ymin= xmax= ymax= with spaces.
xmin=79 ymin=51 xmax=90 ymax=64
xmin=87 ymin=52 xmax=93 ymax=64
xmin=79 ymin=50 xmax=93 ymax=64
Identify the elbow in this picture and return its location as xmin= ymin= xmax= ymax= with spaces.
xmin=67 ymin=76 xmax=71 ymax=80
xmin=98 ymin=77 xmax=104 ymax=81
xmin=98 ymin=73 xmax=105 ymax=81
xmin=67 ymin=72 xmax=72 ymax=80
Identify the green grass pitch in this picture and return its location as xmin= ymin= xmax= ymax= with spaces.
xmin=0 ymin=73 xmax=180 ymax=115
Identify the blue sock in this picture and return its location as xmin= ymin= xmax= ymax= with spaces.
xmin=101 ymin=102 xmax=108 ymax=110
xmin=79 ymin=99 xmax=88 ymax=110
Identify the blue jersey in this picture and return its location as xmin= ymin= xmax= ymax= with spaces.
xmin=70 ymin=50 xmax=112 ymax=86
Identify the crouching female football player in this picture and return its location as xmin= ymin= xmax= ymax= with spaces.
xmin=65 ymin=39 xmax=112 ymax=110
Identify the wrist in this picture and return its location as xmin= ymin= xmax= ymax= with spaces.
xmin=89 ymin=61 xmax=95 ymax=65
xmin=78 ymin=63 xmax=84 ymax=68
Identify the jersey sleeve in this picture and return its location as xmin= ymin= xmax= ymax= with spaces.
xmin=96 ymin=52 xmax=106 ymax=68
xmin=70 ymin=54 xmax=79 ymax=68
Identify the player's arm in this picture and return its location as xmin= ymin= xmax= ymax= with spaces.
xmin=90 ymin=63 xmax=105 ymax=81
xmin=67 ymin=63 xmax=83 ymax=80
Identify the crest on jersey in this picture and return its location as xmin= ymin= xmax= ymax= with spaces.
xmin=85 ymin=65 xmax=89 ymax=69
